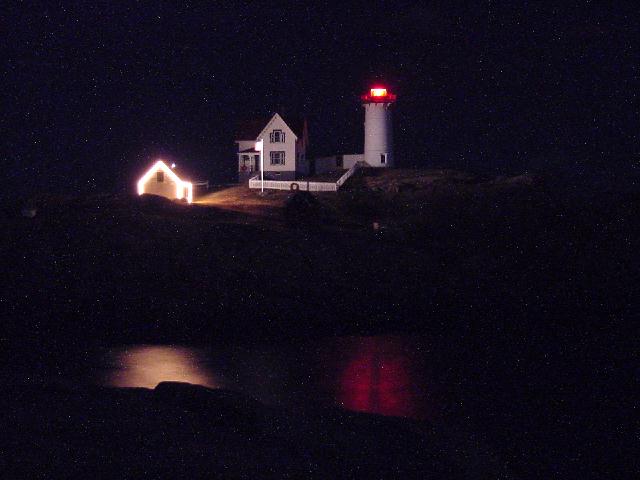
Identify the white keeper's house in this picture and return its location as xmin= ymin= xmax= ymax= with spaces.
xmin=235 ymin=113 xmax=310 ymax=182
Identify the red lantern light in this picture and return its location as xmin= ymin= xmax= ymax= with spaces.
xmin=361 ymin=85 xmax=396 ymax=103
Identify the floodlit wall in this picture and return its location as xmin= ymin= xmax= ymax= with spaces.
xmin=142 ymin=174 xmax=181 ymax=200
xmin=137 ymin=161 xmax=193 ymax=202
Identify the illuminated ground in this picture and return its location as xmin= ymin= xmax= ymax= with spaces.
xmin=195 ymin=184 xmax=289 ymax=216
xmin=195 ymin=183 xmax=340 ymax=217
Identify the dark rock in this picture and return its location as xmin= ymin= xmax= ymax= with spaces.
xmin=137 ymin=193 xmax=186 ymax=213
xmin=154 ymin=381 xmax=260 ymax=410
xmin=154 ymin=382 xmax=263 ymax=432
xmin=1 ymin=383 xmax=465 ymax=479
xmin=284 ymin=191 xmax=321 ymax=226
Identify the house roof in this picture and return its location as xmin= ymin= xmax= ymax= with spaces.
xmin=235 ymin=114 xmax=307 ymax=140
xmin=137 ymin=161 xmax=182 ymax=192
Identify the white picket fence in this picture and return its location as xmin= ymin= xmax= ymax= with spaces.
xmin=249 ymin=177 xmax=337 ymax=192
xmin=248 ymin=162 xmax=362 ymax=192
xmin=336 ymin=161 xmax=363 ymax=187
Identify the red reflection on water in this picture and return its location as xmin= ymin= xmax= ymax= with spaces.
xmin=327 ymin=336 xmax=427 ymax=419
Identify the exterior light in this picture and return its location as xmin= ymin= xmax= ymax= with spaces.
xmin=370 ymin=88 xmax=387 ymax=97
xmin=256 ymin=139 xmax=264 ymax=193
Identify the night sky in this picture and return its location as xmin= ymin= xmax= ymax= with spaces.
xmin=4 ymin=2 xmax=637 ymax=197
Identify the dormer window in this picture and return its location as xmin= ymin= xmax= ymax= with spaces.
xmin=270 ymin=129 xmax=285 ymax=143
xmin=157 ymin=171 xmax=164 ymax=182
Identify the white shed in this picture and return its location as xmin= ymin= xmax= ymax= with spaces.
xmin=137 ymin=160 xmax=193 ymax=203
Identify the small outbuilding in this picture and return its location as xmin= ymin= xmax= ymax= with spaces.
xmin=137 ymin=160 xmax=194 ymax=203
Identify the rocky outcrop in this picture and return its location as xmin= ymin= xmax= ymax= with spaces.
xmin=1 ymin=382 xmax=464 ymax=479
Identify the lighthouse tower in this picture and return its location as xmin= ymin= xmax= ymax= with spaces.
xmin=362 ymin=86 xmax=396 ymax=167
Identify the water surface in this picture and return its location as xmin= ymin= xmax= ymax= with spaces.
xmin=96 ymin=336 xmax=436 ymax=420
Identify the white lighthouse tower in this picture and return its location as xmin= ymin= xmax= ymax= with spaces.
xmin=362 ymin=86 xmax=396 ymax=167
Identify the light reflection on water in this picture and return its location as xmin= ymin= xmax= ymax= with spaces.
xmin=98 ymin=336 xmax=432 ymax=420
xmin=105 ymin=345 xmax=217 ymax=389
xmin=318 ymin=336 xmax=430 ymax=420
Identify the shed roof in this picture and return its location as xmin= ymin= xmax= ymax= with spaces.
xmin=139 ymin=160 xmax=204 ymax=183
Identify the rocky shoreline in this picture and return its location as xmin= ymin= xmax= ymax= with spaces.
xmin=2 ymin=381 xmax=466 ymax=478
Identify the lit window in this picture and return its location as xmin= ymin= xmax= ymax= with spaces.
xmin=270 ymin=130 xmax=285 ymax=143
xmin=157 ymin=171 xmax=164 ymax=182
xmin=270 ymin=151 xmax=285 ymax=165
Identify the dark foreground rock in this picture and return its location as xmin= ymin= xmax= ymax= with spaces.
xmin=1 ymin=382 xmax=466 ymax=479
xmin=284 ymin=191 xmax=322 ymax=227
